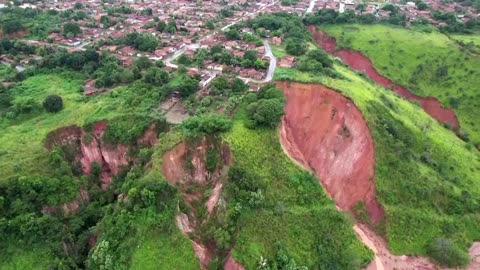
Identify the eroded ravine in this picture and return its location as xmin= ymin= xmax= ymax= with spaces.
xmin=307 ymin=25 xmax=460 ymax=130
xmin=161 ymin=137 xmax=244 ymax=270
xmin=277 ymin=81 xmax=438 ymax=270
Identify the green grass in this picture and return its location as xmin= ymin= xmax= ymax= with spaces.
xmin=0 ymin=65 xmax=15 ymax=80
xmin=450 ymin=34 xmax=480 ymax=53
xmin=223 ymin=105 xmax=373 ymax=269
xmin=321 ymin=24 xmax=480 ymax=145
xmin=275 ymin=60 xmax=480 ymax=262
xmin=0 ymin=243 xmax=53 ymax=270
xmin=0 ymin=73 xmax=165 ymax=181
xmin=129 ymin=222 xmax=199 ymax=270
xmin=270 ymin=44 xmax=288 ymax=58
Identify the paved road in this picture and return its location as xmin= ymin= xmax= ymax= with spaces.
xmin=238 ymin=39 xmax=277 ymax=84
xmin=306 ymin=0 xmax=318 ymax=14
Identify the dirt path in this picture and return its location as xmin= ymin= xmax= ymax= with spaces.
xmin=307 ymin=25 xmax=460 ymax=130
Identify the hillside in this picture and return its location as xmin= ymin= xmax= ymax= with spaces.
xmin=320 ymin=24 xmax=480 ymax=146
xmin=275 ymin=40 xmax=480 ymax=267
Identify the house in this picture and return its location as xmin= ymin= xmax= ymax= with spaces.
xmin=249 ymin=85 xmax=260 ymax=92
xmin=119 ymin=47 xmax=136 ymax=56
xmin=272 ymin=37 xmax=282 ymax=46
xmin=278 ymin=56 xmax=295 ymax=68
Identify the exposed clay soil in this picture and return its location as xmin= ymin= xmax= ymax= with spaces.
xmin=43 ymin=121 xmax=159 ymax=213
xmin=307 ymin=25 xmax=460 ymax=129
xmin=162 ymin=137 xmax=240 ymax=270
xmin=277 ymin=81 xmax=479 ymax=269
xmin=277 ymin=81 xmax=384 ymax=223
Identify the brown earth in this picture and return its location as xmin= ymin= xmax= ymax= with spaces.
xmin=307 ymin=25 xmax=460 ymax=130
xmin=277 ymin=81 xmax=480 ymax=269
xmin=162 ymin=137 xmax=238 ymax=270
xmin=276 ymin=81 xmax=439 ymax=269
xmin=46 ymin=121 xmax=158 ymax=189
xmin=277 ymin=81 xmax=384 ymax=223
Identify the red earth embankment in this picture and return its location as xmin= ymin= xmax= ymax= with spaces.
xmin=307 ymin=25 xmax=460 ymax=129
xmin=277 ymin=81 xmax=444 ymax=269
xmin=277 ymin=81 xmax=384 ymax=224
xmin=162 ymin=137 xmax=242 ymax=270
xmin=46 ymin=121 xmax=158 ymax=189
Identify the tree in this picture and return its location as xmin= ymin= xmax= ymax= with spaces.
xmin=210 ymin=76 xmax=229 ymax=95
xmin=63 ymin=22 xmax=81 ymax=37
xmin=177 ymin=54 xmax=191 ymax=65
xmin=156 ymin=21 xmax=167 ymax=32
xmin=225 ymin=28 xmax=240 ymax=40
xmin=206 ymin=20 xmax=215 ymax=30
xmin=2 ymin=20 xmax=23 ymax=34
xmin=134 ymin=56 xmax=152 ymax=70
xmin=232 ymin=78 xmax=247 ymax=93
xmin=144 ymin=67 xmax=169 ymax=85
xmin=181 ymin=115 xmax=232 ymax=137
xmin=426 ymin=238 xmax=469 ymax=267
xmin=247 ymin=98 xmax=284 ymax=128
xmin=284 ymin=38 xmax=307 ymax=56
xmin=43 ymin=95 xmax=63 ymax=113
xmin=74 ymin=2 xmax=83 ymax=9
xmin=141 ymin=8 xmax=153 ymax=16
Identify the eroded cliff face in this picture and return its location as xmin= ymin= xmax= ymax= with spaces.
xmin=46 ymin=121 xmax=158 ymax=189
xmin=162 ymin=137 xmax=242 ymax=270
xmin=307 ymin=25 xmax=460 ymax=130
xmin=277 ymin=81 xmax=384 ymax=224
xmin=44 ymin=121 xmax=159 ymax=213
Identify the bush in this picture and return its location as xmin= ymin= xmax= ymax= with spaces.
xmin=426 ymin=238 xmax=469 ymax=267
xmin=181 ymin=114 xmax=232 ymax=137
xmin=43 ymin=95 xmax=63 ymax=113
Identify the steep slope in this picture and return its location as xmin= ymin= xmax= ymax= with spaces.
xmin=275 ymin=61 xmax=480 ymax=267
xmin=161 ymin=137 xmax=240 ymax=269
xmin=308 ymin=25 xmax=459 ymax=130
xmin=318 ymin=24 xmax=480 ymax=145
xmin=278 ymin=81 xmax=383 ymax=223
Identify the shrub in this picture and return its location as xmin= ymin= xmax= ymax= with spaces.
xmin=43 ymin=95 xmax=63 ymax=113
xmin=181 ymin=114 xmax=232 ymax=137
xmin=426 ymin=238 xmax=469 ymax=267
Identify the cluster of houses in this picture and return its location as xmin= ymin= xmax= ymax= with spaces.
xmin=306 ymin=0 xmax=479 ymax=25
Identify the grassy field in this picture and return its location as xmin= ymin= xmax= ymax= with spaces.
xmin=0 ymin=243 xmax=53 ymax=270
xmin=275 ymin=59 xmax=480 ymax=262
xmin=450 ymin=34 xmax=480 ymax=53
xmin=223 ymin=105 xmax=373 ymax=269
xmin=321 ymin=24 xmax=480 ymax=145
xmin=0 ymin=73 xmax=167 ymax=181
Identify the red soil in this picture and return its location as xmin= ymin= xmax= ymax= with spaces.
xmin=45 ymin=121 xmax=159 ymax=189
xmin=224 ymin=255 xmax=246 ymax=270
xmin=307 ymin=25 xmax=460 ymax=129
xmin=162 ymin=138 xmax=238 ymax=269
xmin=277 ymin=81 xmax=384 ymax=224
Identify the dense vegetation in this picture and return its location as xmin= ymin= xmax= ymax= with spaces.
xmin=305 ymin=8 xmax=480 ymax=34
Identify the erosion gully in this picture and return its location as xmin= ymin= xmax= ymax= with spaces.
xmin=277 ymin=81 xmax=438 ymax=270
xmin=307 ymin=25 xmax=460 ymax=130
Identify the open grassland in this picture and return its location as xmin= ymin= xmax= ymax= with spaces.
xmin=321 ymin=24 xmax=480 ymax=145
xmin=0 ymin=243 xmax=52 ymax=270
xmin=450 ymin=34 xmax=480 ymax=53
xmin=223 ymin=105 xmax=373 ymax=269
xmin=0 ymin=73 xmax=164 ymax=181
xmin=275 ymin=62 xmax=480 ymax=261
